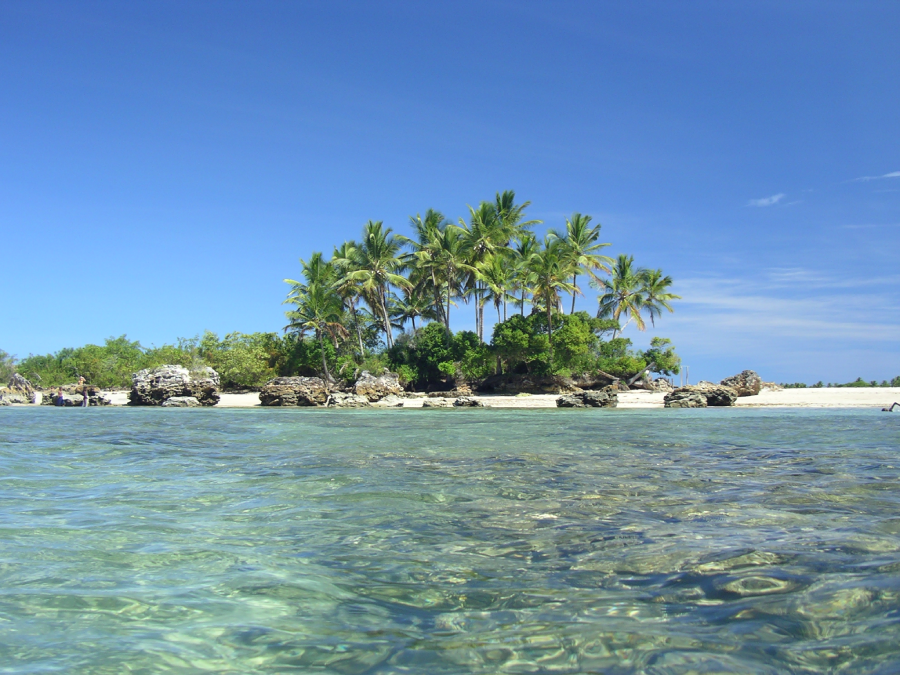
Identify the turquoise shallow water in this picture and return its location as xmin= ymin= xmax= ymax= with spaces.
xmin=1 ymin=408 xmax=899 ymax=674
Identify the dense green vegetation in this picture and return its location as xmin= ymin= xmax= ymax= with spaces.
xmin=280 ymin=191 xmax=682 ymax=387
xmin=780 ymin=377 xmax=900 ymax=389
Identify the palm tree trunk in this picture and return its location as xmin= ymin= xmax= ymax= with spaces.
xmin=411 ymin=316 xmax=417 ymax=333
xmin=379 ymin=287 xmax=392 ymax=349
xmin=521 ymin=290 xmax=526 ymax=316
xmin=431 ymin=268 xmax=445 ymax=326
xmin=350 ymin=302 xmax=365 ymax=357
xmin=446 ymin=275 xmax=452 ymax=330
xmin=317 ymin=330 xmax=332 ymax=382
xmin=571 ymin=274 xmax=577 ymax=314
xmin=546 ymin=293 xmax=554 ymax=362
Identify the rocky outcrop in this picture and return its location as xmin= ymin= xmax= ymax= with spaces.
xmin=0 ymin=391 xmax=30 ymax=405
xmin=258 ymin=377 xmax=329 ymax=406
xmin=41 ymin=391 xmax=112 ymax=407
xmin=720 ymin=370 xmax=762 ymax=397
xmin=426 ymin=388 xmax=474 ymax=398
xmin=663 ymin=390 xmax=708 ymax=408
xmin=760 ymin=381 xmax=783 ymax=392
xmin=8 ymin=373 xmax=35 ymax=399
xmin=632 ymin=378 xmax=673 ymax=393
xmin=422 ymin=398 xmax=453 ymax=408
xmin=353 ymin=370 xmax=404 ymax=402
xmin=556 ymin=386 xmax=619 ymax=408
xmin=371 ymin=394 xmax=405 ymax=408
xmin=453 ymin=396 xmax=485 ymax=407
xmin=325 ymin=392 xmax=371 ymax=408
xmin=664 ymin=383 xmax=737 ymax=408
xmin=0 ymin=374 xmax=40 ymax=405
xmin=161 ymin=396 xmax=201 ymax=408
xmin=129 ymin=365 xmax=220 ymax=407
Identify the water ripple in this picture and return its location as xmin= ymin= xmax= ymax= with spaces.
xmin=0 ymin=407 xmax=898 ymax=673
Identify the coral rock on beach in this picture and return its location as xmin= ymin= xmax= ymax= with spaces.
xmin=422 ymin=398 xmax=453 ymax=408
xmin=664 ymin=383 xmax=737 ymax=407
xmin=453 ymin=396 xmax=485 ymax=407
xmin=353 ymin=370 xmax=403 ymax=402
xmin=720 ymin=370 xmax=763 ymax=397
xmin=325 ymin=392 xmax=371 ymax=408
xmin=0 ymin=374 xmax=40 ymax=405
xmin=372 ymin=394 xmax=405 ymax=408
xmin=41 ymin=390 xmax=112 ymax=407
xmin=556 ymin=386 xmax=619 ymax=408
xmin=161 ymin=396 xmax=202 ymax=408
xmin=129 ymin=365 xmax=220 ymax=407
xmin=8 ymin=373 xmax=36 ymax=399
xmin=258 ymin=376 xmax=329 ymax=406
xmin=663 ymin=390 xmax=708 ymax=408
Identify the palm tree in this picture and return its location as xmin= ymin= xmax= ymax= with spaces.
xmin=434 ymin=224 xmax=472 ymax=331
xmin=494 ymin=190 xmax=541 ymax=245
xmin=391 ymin=288 xmax=439 ymax=333
xmin=640 ymin=269 xmax=680 ymax=327
xmin=400 ymin=209 xmax=449 ymax=326
xmin=512 ymin=232 xmax=539 ymax=316
xmin=283 ymin=254 xmax=347 ymax=382
xmin=593 ymin=254 xmax=647 ymax=337
xmin=476 ymin=251 xmax=516 ymax=324
xmin=549 ymin=213 xmax=612 ymax=314
xmin=346 ymin=221 xmax=410 ymax=349
xmin=526 ymin=237 xmax=577 ymax=361
xmin=331 ymin=241 xmax=367 ymax=357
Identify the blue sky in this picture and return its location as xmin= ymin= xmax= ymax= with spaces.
xmin=2 ymin=1 xmax=898 ymax=383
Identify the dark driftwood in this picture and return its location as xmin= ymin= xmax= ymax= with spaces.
xmin=626 ymin=362 xmax=656 ymax=386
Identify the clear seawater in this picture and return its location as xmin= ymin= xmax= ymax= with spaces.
xmin=1 ymin=407 xmax=899 ymax=674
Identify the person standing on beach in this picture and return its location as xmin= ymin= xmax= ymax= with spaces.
xmin=78 ymin=376 xmax=88 ymax=407
xmin=54 ymin=387 xmax=65 ymax=406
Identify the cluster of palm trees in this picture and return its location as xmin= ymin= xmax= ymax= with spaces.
xmin=283 ymin=191 xmax=678 ymax=378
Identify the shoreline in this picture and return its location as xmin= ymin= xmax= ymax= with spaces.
xmin=7 ymin=388 xmax=899 ymax=410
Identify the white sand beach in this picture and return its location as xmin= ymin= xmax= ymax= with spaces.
xmin=80 ymin=387 xmax=900 ymax=409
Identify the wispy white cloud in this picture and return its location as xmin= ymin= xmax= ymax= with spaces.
xmin=669 ymin=272 xmax=900 ymax=344
xmin=746 ymin=193 xmax=785 ymax=207
xmin=840 ymin=222 xmax=900 ymax=229
xmin=852 ymin=170 xmax=900 ymax=182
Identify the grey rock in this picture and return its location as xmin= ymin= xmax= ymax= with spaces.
xmin=720 ymin=370 xmax=763 ymax=397
xmin=422 ymin=398 xmax=453 ymax=408
xmin=556 ymin=395 xmax=586 ymax=408
xmin=161 ymin=396 xmax=201 ymax=408
xmin=0 ymin=397 xmax=9 ymax=406
xmin=41 ymin=391 xmax=111 ymax=406
xmin=664 ymin=390 xmax=708 ymax=408
xmin=453 ymin=396 xmax=485 ymax=407
xmin=7 ymin=373 xmax=35 ymax=399
xmin=556 ymin=385 xmax=619 ymax=408
xmin=664 ymin=383 xmax=737 ymax=407
xmin=693 ymin=382 xmax=739 ymax=406
xmin=259 ymin=376 xmax=329 ymax=406
xmin=129 ymin=365 xmax=220 ymax=407
xmin=325 ymin=392 xmax=371 ymax=408
xmin=371 ymin=394 xmax=405 ymax=408
xmin=353 ymin=370 xmax=404 ymax=402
